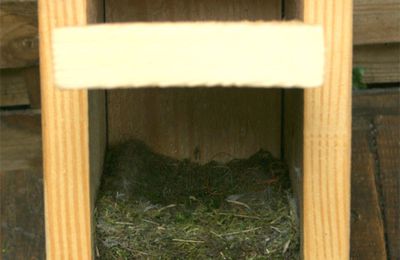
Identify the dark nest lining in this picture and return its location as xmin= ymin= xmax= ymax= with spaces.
xmin=95 ymin=140 xmax=300 ymax=259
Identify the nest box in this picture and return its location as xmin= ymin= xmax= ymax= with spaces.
xmin=39 ymin=0 xmax=352 ymax=259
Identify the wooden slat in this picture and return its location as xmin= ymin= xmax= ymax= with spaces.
xmin=0 ymin=67 xmax=40 ymax=108
xmin=353 ymin=88 xmax=400 ymax=116
xmin=302 ymin=1 xmax=352 ymax=259
xmin=351 ymin=88 xmax=400 ymax=259
xmin=0 ymin=110 xmax=44 ymax=260
xmin=350 ymin=117 xmax=387 ymax=260
xmin=0 ymin=68 xmax=30 ymax=107
xmin=39 ymin=0 xmax=105 ymax=259
xmin=375 ymin=115 xmax=400 ymax=260
xmin=52 ymin=22 xmax=324 ymax=89
xmin=106 ymin=0 xmax=284 ymax=162
xmin=0 ymin=109 xmax=42 ymax=173
xmin=0 ymin=0 xmax=39 ymax=69
xmin=353 ymin=0 xmax=400 ymax=45
xmin=353 ymin=43 xmax=400 ymax=84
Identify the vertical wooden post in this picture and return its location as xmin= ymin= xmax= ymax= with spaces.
xmin=302 ymin=0 xmax=352 ymax=259
xmin=39 ymin=0 xmax=105 ymax=259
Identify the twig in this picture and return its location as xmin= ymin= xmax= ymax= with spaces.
xmin=225 ymin=199 xmax=251 ymax=209
xmin=172 ymin=239 xmax=205 ymax=243
xmin=221 ymin=227 xmax=261 ymax=236
xmin=210 ymin=230 xmax=224 ymax=239
xmin=271 ymin=226 xmax=282 ymax=233
xmin=114 ymin=221 xmax=135 ymax=226
xmin=142 ymin=219 xmax=160 ymax=226
xmin=217 ymin=212 xmax=261 ymax=219
xmin=158 ymin=204 xmax=176 ymax=212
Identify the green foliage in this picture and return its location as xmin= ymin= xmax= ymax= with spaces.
xmin=352 ymin=67 xmax=367 ymax=89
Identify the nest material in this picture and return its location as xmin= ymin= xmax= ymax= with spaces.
xmin=95 ymin=140 xmax=300 ymax=259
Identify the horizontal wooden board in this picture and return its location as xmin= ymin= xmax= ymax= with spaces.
xmin=0 ymin=109 xmax=42 ymax=172
xmin=52 ymin=22 xmax=324 ymax=89
xmin=0 ymin=68 xmax=30 ymax=107
xmin=0 ymin=66 xmax=40 ymax=108
xmin=354 ymin=0 xmax=400 ymax=45
xmin=353 ymin=43 xmax=400 ymax=84
xmin=0 ymin=0 xmax=39 ymax=69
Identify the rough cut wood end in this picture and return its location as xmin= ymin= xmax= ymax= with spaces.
xmin=52 ymin=22 xmax=324 ymax=89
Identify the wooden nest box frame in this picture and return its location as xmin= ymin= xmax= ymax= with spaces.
xmin=39 ymin=0 xmax=352 ymax=259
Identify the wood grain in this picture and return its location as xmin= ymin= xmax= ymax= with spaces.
xmin=0 ymin=0 xmax=39 ymax=69
xmin=302 ymin=1 xmax=352 ymax=259
xmin=353 ymin=43 xmax=400 ymax=84
xmin=0 ymin=110 xmax=44 ymax=260
xmin=353 ymin=0 xmax=400 ymax=45
xmin=350 ymin=88 xmax=400 ymax=260
xmin=105 ymin=0 xmax=281 ymax=23
xmin=106 ymin=0 xmax=283 ymax=162
xmin=375 ymin=115 xmax=400 ymax=260
xmin=0 ymin=68 xmax=30 ymax=107
xmin=39 ymin=0 xmax=105 ymax=259
xmin=22 ymin=65 xmax=41 ymax=108
xmin=0 ymin=66 xmax=40 ymax=108
xmin=108 ymin=88 xmax=282 ymax=161
xmin=0 ymin=109 xmax=42 ymax=172
xmin=351 ymin=116 xmax=387 ymax=260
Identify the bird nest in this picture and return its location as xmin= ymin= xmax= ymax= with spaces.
xmin=95 ymin=141 xmax=300 ymax=259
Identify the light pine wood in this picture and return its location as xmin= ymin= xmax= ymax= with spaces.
xmin=106 ymin=0 xmax=284 ymax=162
xmin=39 ymin=0 xmax=105 ymax=259
xmin=354 ymin=0 xmax=400 ymax=45
xmin=302 ymin=0 xmax=352 ymax=259
xmin=52 ymin=22 xmax=324 ymax=89
xmin=354 ymin=43 xmax=400 ymax=84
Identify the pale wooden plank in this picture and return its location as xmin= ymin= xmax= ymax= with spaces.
xmin=302 ymin=1 xmax=352 ymax=259
xmin=52 ymin=22 xmax=324 ymax=89
xmin=39 ymin=0 xmax=105 ymax=259
xmin=354 ymin=0 xmax=400 ymax=45
xmin=0 ymin=0 xmax=38 ymax=69
xmin=106 ymin=0 xmax=284 ymax=162
xmin=353 ymin=43 xmax=400 ymax=84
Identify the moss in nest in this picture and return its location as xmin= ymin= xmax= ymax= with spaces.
xmin=95 ymin=140 xmax=299 ymax=259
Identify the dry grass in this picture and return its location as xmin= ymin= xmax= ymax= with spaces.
xmin=95 ymin=141 xmax=300 ymax=259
